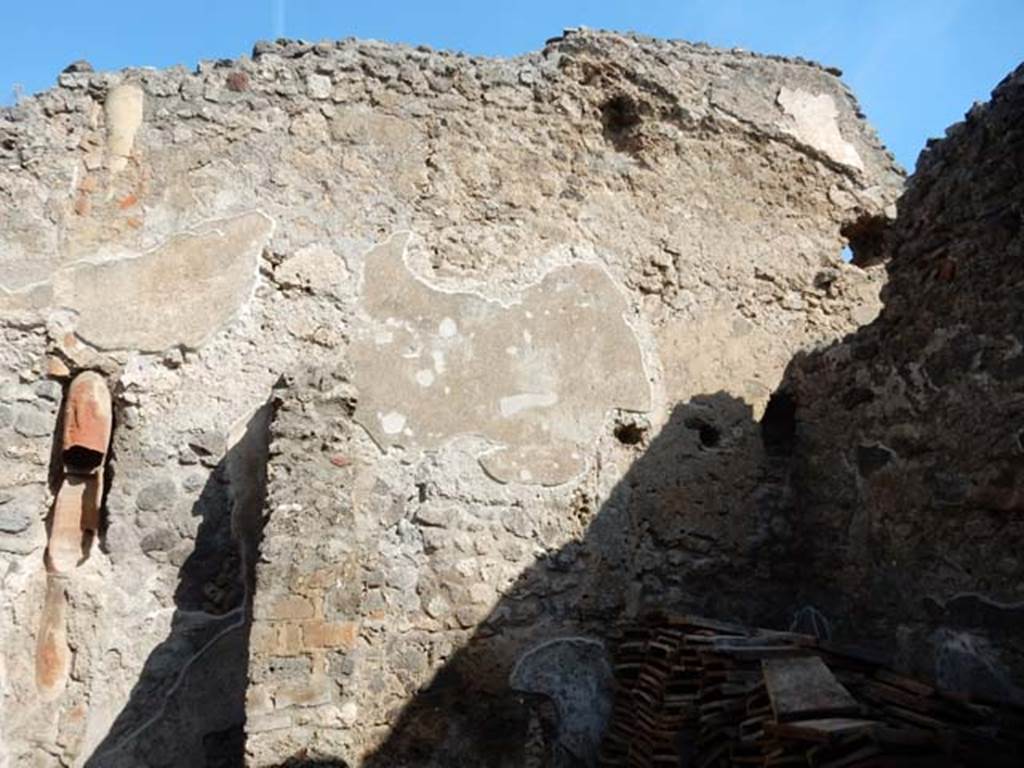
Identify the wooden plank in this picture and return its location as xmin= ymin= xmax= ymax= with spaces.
xmin=868 ymin=724 xmax=937 ymax=748
xmin=765 ymin=755 xmax=806 ymax=767
xmin=872 ymin=668 xmax=935 ymax=697
xmin=708 ymin=646 xmax=816 ymax=661
xmin=767 ymin=717 xmax=879 ymax=743
xmin=667 ymin=614 xmax=754 ymax=635
xmin=757 ymin=629 xmax=820 ymax=646
xmin=818 ymin=641 xmax=890 ymax=668
xmin=602 ymin=616 xmax=1024 ymax=768
xmin=879 ymin=704 xmax=945 ymax=730
xmin=762 ymin=656 xmax=861 ymax=722
xmin=861 ymin=680 xmax=933 ymax=712
xmin=818 ymin=744 xmax=880 ymax=768
xmin=695 ymin=741 xmax=728 ymax=768
xmin=708 ymin=636 xmax=803 ymax=651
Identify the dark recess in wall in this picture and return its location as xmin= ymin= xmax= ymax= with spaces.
xmin=841 ymin=213 xmax=890 ymax=267
xmin=760 ymin=390 xmax=797 ymax=455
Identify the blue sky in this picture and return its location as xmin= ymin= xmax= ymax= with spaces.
xmin=1 ymin=1 xmax=1021 ymax=171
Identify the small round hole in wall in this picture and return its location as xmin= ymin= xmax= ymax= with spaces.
xmin=614 ymin=422 xmax=645 ymax=446
xmin=684 ymin=416 xmax=720 ymax=448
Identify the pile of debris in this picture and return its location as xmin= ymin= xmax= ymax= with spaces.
xmin=599 ymin=615 xmax=1024 ymax=767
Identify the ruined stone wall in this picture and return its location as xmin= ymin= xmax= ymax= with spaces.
xmin=783 ymin=64 xmax=1024 ymax=702
xmin=0 ymin=29 xmax=903 ymax=767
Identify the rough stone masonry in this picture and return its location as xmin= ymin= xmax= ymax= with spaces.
xmin=0 ymin=25 xmax=1017 ymax=768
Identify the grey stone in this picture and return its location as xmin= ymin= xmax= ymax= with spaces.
xmin=187 ymin=429 xmax=227 ymax=465
xmin=510 ymin=638 xmax=615 ymax=766
xmin=251 ymin=655 xmax=312 ymax=684
xmin=140 ymin=527 xmax=179 ymax=553
xmin=422 ymin=594 xmax=451 ymax=619
xmin=933 ymin=630 xmax=1024 ymax=705
xmin=307 ymin=74 xmax=332 ymax=99
xmin=136 ymin=479 xmax=178 ymax=512
xmin=856 ymin=444 xmax=895 ymax=477
xmin=182 ymin=473 xmax=207 ymax=493
xmin=177 ymin=444 xmax=199 ymax=465
xmin=142 ymin=445 xmax=173 ymax=466
xmin=0 ymin=499 xmax=33 ymax=536
xmin=324 ymin=580 xmax=362 ymax=618
xmin=503 ymin=508 xmax=535 ymax=539
xmin=33 ymin=380 xmax=63 ymax=402
xmin=0 ymin=383 xmax=22 ymax=403
xmin=62 ymin=59 xmax=94 ymax=74
xmin=413 ymin=503 xmax=455 ymax=528
xmin=0 ymin=485 xmax=45 ymax=545
xmin=12 ymin=405 xmax=51 ymax=437
xmin=386 ymin=565 xmax=419 ymax=591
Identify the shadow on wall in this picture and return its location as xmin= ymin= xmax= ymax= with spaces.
xmin=769 ymin=62 xmax=1024 ymax=697
xmin=87 ymin=68 xmax=1024 ymax=760
xmin=352 ymin=390 xmax=806 ymax=768
xmin=359 ymin=166 xmax=1024 ymax=762
xmin=356 ymin=332 xmax=1024 ymax=768
xmin=85 ymin=405 xmax=272 ymax=768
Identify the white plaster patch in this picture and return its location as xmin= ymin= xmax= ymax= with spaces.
xmin=351 ymin=232 xmax=651 ymax=485
xmin=55 ymin=212 xmax=274 ymax=352
xmin=380 ymin=411 xmax=407 ymax=435
xmin=438 ymin=317 xmax=458 ymax=337
xmin=105 ymin=83 xmax=144 ymax=175
xmin=432 ymin=350 xmax=447 ymax=374
xmin=499 ymin=392 xmax=558 ymax=418
xmin=776 ymin=87 xmax=864 ymax=172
